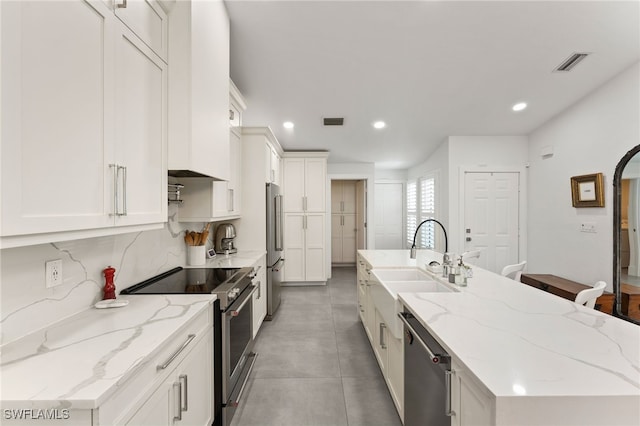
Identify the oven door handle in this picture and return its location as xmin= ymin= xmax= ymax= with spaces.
xmin=229 ymin=285 xmax=258 ymax=317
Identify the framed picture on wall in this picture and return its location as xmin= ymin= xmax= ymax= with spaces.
xmin=571 ymin=173 xmax=604 ymax=207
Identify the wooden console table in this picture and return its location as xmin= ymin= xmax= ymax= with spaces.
xmin=620 ymin=283 xmax=640 ymax=320
xmin=520 ymin=274 xmax=614 ymax=314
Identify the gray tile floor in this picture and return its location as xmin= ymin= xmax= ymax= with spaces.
xmin=230 ymin=267 xmax=402 ymax=426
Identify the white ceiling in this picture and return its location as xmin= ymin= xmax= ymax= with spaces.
xmin=225 ymin=0 xmax=640 ymax=169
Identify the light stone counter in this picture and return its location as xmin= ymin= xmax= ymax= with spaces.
xmin=0 ymin=294 xmax=216 ymax=410
xmin=359 ymin=249 xmax=640 ymax=424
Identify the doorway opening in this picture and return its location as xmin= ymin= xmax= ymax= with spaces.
xmin=331 ymin=179 xmax=367 ymax=266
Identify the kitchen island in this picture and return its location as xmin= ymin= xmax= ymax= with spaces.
xmin=358 ymin=249 xmax=640 ymax=426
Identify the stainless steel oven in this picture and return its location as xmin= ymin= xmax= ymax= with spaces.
xmin=121 ymin=266 xmax=258 ymax=426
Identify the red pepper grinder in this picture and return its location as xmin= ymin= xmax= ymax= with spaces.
xmin=103 ymin=266 xmax=116 ymax=300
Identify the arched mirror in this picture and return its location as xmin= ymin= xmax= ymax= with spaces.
xmin=613 ymin=144 xmax=640 ymax=325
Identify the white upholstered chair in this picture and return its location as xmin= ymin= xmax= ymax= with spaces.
xmin=500 ymin=261 xmax=527 ymax=282
xmin=574 ymin=281 xmax=607 ymax=309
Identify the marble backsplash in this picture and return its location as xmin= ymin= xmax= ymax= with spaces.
xmin=0 ymin=208 xmax=210 ymax=346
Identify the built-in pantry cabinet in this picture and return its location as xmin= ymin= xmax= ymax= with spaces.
xmin=282 ymin=153 xmax=329 ymax=283
xmin=0 ymin=0 xmax=167 ymax=248
xmin=167 ymin=0 xmax=230 ymax=180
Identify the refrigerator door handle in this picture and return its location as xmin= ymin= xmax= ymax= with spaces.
xmin=275 ymin=194 xmax=284 ymax=251
xmin=272 ymin=258 xmax=285 ymax=272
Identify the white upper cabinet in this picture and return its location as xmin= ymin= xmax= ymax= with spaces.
xmin=0 ymin=0 xmax=167 ymax=247
xmin=167 ymin=0 xmax=230 ymax=180
xmin=113 ymin=0 xmax=168 ymax=61
xmin=282 ymin=154 xmax=328 ymax=213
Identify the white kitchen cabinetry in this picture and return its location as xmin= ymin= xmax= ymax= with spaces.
xmin=367 ymin=272 xmax=404 ymax=420
xmin=283 ymin=213 xmax=326 ymax=282
xmin=126 ymin=332 xmax=213 ymax=426
xmin=282 ymin=153 xmax=328 ymax=283
xmin=357 ymin=254 xmax=374 ymax=341
xmin=266 ymin=144 xmax=281 ymax=185
xmin=114 ymin=0 xmax=168 ymax=61
xmin=451 ymin=359 xmax=494 ymax=426
xmin=233 ymin=127 xmax=284 ymax=252
xmin=252 ymin=255 xmax=268 ymax=338
xmin=0 ymin=0 xmax=167 ymax=248
xmin=177 ymin=82 xmax=245 ymax=222
xmin=282 ymin=155 xmax=327 ymax=213
xmin=167 ymin=0 xmax=230 ymax=180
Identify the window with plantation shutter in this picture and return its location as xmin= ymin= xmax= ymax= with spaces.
xmin=406 ymin=180 xmax=417 ymax=247
xmin=406 ymin=174 xmax=437 ymax=250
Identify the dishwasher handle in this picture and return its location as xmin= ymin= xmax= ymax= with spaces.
xmin=398 ymin=312 xmax=448 ymax=364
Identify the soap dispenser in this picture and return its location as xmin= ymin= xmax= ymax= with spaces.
xmin=455 ymin=257 xmax=467 ymax=286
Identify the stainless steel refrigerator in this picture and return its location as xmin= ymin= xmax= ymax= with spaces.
xmin=265 ymin=182 xmax=284 ymax=319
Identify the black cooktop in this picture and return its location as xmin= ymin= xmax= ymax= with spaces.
xmin=121 ymin=267 xmax=241 ymax=295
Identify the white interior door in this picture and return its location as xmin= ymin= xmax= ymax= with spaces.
xmin=464 ymin=172 xmax=519 ymax=273
xmin=375 ymin=182 xmax=404 ymax=249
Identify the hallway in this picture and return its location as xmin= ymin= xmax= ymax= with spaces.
xmin=230 ymin=267 xmax=402 ymax=426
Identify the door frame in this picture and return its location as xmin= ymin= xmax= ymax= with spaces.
xmin=327 ymin=174 xmax=373 ymax=278
xmin=457 ymin=166 xmax=528 ymax=267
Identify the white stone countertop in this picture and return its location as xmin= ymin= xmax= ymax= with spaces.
xmin=184 ymin=249 xmax=266 ymax=269
xmin=359 ymin=249 xmax=640 ymax=398
xmin=0 ymin=294 xmax=216 ymax=409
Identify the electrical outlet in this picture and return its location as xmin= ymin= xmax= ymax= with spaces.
xmin=45 ymin=259 xmax=63 ymax=288
xmin=580 ymin=222 xmax=597 ymax=233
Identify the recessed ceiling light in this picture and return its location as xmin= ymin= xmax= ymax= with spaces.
xmin=512 ymin=102 xmax=527 ymax=112
xmin=373 ymin=121 xmax=386 ymax=129
xmin=283 ymin=121 xmax=294 ymax=129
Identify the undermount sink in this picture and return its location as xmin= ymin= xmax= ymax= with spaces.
xmin=369 ymin=268 xmax=457 ymax=339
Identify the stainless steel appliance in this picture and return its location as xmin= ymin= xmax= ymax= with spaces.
xmin=398 ymin=311 xmax=454 ymax=426
xmin=121 ymin=267 xmax=258 ymax=426
xmin=215 ymin=223 xmax=238 ymax=254
xmin=265 ymin=182 xmax=284 ymax=320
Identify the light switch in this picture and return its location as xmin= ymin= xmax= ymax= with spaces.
xmin=580 ymin=222 xmax=597 ymax=233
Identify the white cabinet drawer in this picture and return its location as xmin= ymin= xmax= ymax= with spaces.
xmin=114 ymin=0 xmax=168 ymax=61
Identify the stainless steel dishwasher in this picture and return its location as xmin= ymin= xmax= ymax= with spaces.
xmin=398 ymin=311 xmax=454 ymax=426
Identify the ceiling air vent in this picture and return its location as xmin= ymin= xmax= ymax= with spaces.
xmin=323 ymin=117 xmax=344 ymax=126
xmin=554 ymin=52 xmax=590 ymax=72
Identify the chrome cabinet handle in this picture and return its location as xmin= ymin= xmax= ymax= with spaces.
xmin=173 ymin=381 xmax=182 ymax=421
xmin=228 ymin=188 xmax=233 ymax=212
xmin=121 ymin=166 xmax=127 ymax=216
xmin=229 ymin=109 xmax=235 ymax=121
xmin=179 ymin=374 xmax=188 ymax=412
xmin=445 ymin=370 xmax=456 ymax=416
xmin=109 ymin=164 xmax=118 ymax=216
xmin=255 ymin=281 xmax=261 ymax=299
xmin=379 ymin=323 xmax=387 ymax=349
xmin=117 ymin=0 xmax=127 ymax=9
xmin=157 ymin=334 xmax=196 ymax=370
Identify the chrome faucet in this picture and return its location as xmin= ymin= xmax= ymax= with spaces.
xmin=410 ymin=218 xmax=449 ymax=262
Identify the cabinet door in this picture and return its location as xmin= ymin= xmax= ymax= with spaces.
xmin=252 ymin=256 xmax=267 ymax=338
xmin=126 ymin=382 xmax=173 ymax=426
xmin=114 ymin=0 xmax=168 ymax=60
xmin=271 ymin=148 xmax=281 ymax=186
xmin=283 ymin=213 xmax=305 ymax=281
xmin=331 ymin=215 xmax=343 ymax=263
xmin=342 ymin=180 xmax=357 ymax=214
xmin=174 ymin=333 xmax=213 ymax=426
xmin=372 ymin=308 xmax=388 ymax=375
xmin=1 ymin=0 xmax=115 ymax=236
xmin=230 ymin=131 xmax=242 ymax=215
xmin=114 ymin=23 xmax=167 ymax=227
xmin=304 ymin=158 xmax=326 ymax=212
xmin=387 ymin=333 xmax=404 ymax=421
xmin=283 ymin=158 xmax=305 ymax=212
xmin=305 ymin=213 xmax=326 ymax=281
xmin=341 ymin=214 xmax=358 ymax=263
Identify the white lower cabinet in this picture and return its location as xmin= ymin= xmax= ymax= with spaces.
xmin=283 ymin=213 xmax=326 ymax=282
xmin=252 ymin=255 xmax=268 ymax=338
xmin=451 ymin=359 xmax=494 ymax=426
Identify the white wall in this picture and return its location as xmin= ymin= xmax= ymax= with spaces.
xmin=528 ymin=62 xmax=640 ymax=288
xmin=0 ymin=206 xmax=205 ymax=346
